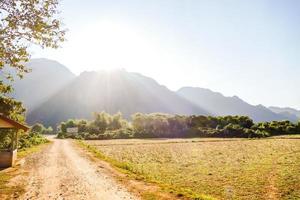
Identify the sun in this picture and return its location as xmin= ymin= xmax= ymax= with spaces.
xmin=66 ymin=20 xmax=155 ymax=72
xmin=32 ymin=19 xmax=175 ymax=80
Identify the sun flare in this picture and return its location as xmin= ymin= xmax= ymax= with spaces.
xmin=66 ymin=20 xmax=156 ymax=71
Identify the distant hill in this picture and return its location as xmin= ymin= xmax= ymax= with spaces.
xmin=269 ymin=106 xmax=300 ymax=120
xmin=27 ymin=70 xmax=208 ymax=126
xmin=7 ymin=58 xmax=298 ymax=126
xmin=11 ymin=58 xmax=75 ymax=112
xmin=177 ymin=87 xmax=298 ymax=122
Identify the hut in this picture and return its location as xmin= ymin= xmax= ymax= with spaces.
xmin=0 ymin=114 xmax=29 ymax=168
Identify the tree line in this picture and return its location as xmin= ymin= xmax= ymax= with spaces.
xmin=57 ymin=112 xmax=300 ymax=139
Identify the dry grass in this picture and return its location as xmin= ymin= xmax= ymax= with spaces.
xmin=84 ymin=137 xmax=300 ymax=200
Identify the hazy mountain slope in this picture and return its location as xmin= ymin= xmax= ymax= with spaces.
xmin=269 ymin=106 xmax=300 ymax=120
xmin=177 ymin=87 xmax=297 ymax=122
xmin=28 ymin=70 xmax=208 ymax=126
xmin=11 ymin=58 xmax=75 ymax=112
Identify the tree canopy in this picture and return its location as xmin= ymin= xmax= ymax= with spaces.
xmin=0 ymin=0 xmax=65 ymax=118
xmin=0 ymin=0 xmax=65 ymax=89
xmin=0 ymin=0 xmax=64 ymax=149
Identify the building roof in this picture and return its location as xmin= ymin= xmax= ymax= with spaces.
xmin=0 ymin=114 xmax=29 ymax=132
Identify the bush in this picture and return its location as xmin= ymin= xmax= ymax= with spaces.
xmin=0 ymin=123 xmax=49 ymax=150
xmin=253 ymin=130 xmax=270 ymax=138
xmin=106 ymin=128 xmax=134 ymax=139
xmin=31 ymin=123 xmax=54 ymax=135
xmin=57 ymin=131 xmax=65 ymax=139
xmin=0 ymin=130 xmax=14 ymax=149
xmin=18 ymin=132 xmax=49 ymax=149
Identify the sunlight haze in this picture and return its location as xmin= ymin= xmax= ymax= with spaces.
xmin=30 ymin=0 xmax=300 ymax=109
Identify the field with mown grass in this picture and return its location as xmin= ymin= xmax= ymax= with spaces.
xmin=84 ymin=137 xmax=300 ymax=200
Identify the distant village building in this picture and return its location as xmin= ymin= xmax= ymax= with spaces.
xmin=66 ymin=127 xmax=78 ymax=134
xmin=0 ymin=114 xmax=29 ymax=168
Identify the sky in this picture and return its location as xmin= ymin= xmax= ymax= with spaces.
xmin=31 ymin=0 xmax=300 ymax=109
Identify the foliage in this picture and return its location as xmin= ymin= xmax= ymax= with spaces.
xmin=31 ymin=123 xmax=53 ymax=135
xmin=0 ymin=130 xmax=12 ymax=149
xmin=18 ymin=131 xmax=49 ymax=149
xmin=0 ymin=0 xmax=63 ymax=150
xmin=252 ymin=120 xmax=299 ymax=136
xmin=132 ymin=113 xmax=189 ymax=138
xmin=131 ymin=114 xmax=271 ymax=138
xmin=0 ymin=122 xmax=49 ymax=150
xmin=57 ymin=112 xmax=129 ymax=139
xmin=31 ymin=123 xmax=44 ymax=133
xmin=1 ymin=0 xmax=65 ymax=95
xmin=0 ymin=96 xmax=26 ymax=150
xmin=58 ymin=112 xmax=300 ymax=140
xmin=18 ymin=123 xmax=49 ymax=149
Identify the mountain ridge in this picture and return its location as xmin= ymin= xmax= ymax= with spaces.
xmin=11 ymin=58 xmax=75 ymax=112
xmin=177 ymin=86 xmax=298 ymax=122
xmin=27 ymin=68 xmax=209 ymax=126
xmin=7 ymin=58 xmax=298 ymax=126
xmin=269 ymin=106 xmax=300 ymax=119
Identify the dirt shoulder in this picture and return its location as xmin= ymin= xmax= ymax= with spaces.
xmin=75 ymin=140 xmax=182 ymax=200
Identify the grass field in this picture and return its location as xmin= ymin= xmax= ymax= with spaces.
xmin=85 ymin=137 xmax=300 ymax=200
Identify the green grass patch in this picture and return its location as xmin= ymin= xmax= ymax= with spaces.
xmin=0 ymin=172 xmax=12 ymax=191
xmin=17 ymin=140 xmax=51 ymax=159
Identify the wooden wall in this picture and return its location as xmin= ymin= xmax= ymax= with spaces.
xmin=0 ymin=149 xmax=17 ymax=168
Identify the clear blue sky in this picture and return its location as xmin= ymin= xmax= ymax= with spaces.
xmin=32 ymin=0 xmax=300 ymax=109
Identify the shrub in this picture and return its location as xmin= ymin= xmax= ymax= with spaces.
xmin=18 ymin=132 xmax=49 ymax=149
xmin=253 ymin=130 xmax=270 ymax=138
xmin=104 ymin=128 xmax=134 ymax=139
xmin=0 ymin=123 xmax=49 ymax=150
xmin=57 ymin=131 xmax=65 ymax=139
xmin=0 ymin=130 xmax=14 ymax=149
xmin=31 ymin=123 xmax=54 ymax=135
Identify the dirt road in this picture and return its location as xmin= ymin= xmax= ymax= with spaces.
xmin=18 ymin=138 xmax=137 ymax=200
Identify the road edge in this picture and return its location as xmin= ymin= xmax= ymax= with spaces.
xmin=74 ymin=139 xmax=185 ymax=200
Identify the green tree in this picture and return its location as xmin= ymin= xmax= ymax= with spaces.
xmin=77 ymin=119 xmax=88 ymax=133
xmin=31 ymin=123 xmax=45 ymax=133
xmin=131 ymin=113 xmax=144 ymax=131
xmin=91 ymin=112 xmax=109 ymax=134
xmin=60 ymin=122 xmax=67 ymax=133
xmin=0 ymin=96 xmax=25 ymax=149
xmin=108 ymin=112 xmax=123 ymax=130
xmin=1 ymin=0 xmax=65 ymax=88
xmin=42 ymin=126 xmax=53 ymax=135
xmin=0 ymin=0 xmax=65 ymax=128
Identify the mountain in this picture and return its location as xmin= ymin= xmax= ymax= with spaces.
xmin=11 ymin=58 xmax=75 ymax=112
xmin=269 ymin=106 xmax=300 ymax=120
xmin=7 ymin=58 xmax=297 ymax=126
xmin=27 ymin=70 xmax=209 ymax=126
xmin=177 ymin=87 xmax=298 ymax=122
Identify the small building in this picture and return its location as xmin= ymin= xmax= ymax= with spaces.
xmin=0 ymin=114 xmax=29 ymax=168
